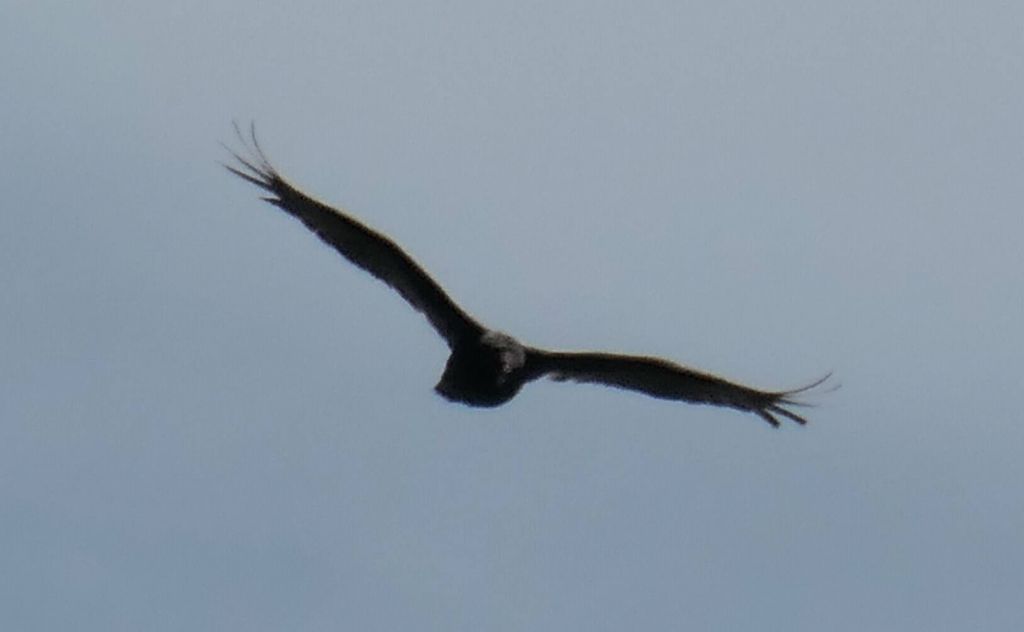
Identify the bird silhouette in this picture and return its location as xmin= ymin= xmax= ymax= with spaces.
xmin=225 ymin=124 xmax=828 ymax=427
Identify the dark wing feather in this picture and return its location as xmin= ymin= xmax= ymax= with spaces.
xmin=531 ymin=350 xmax=828 ymax=427
xmin=224 ymin=124 xmax=482 ymax=348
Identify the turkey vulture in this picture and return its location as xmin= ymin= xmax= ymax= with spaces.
xmin=224 ymin=124 xmax=827 ymax=427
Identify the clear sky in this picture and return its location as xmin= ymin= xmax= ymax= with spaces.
xmin=2 ymin=1 xmax=1022 ymax=630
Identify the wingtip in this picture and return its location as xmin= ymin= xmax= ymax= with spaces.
xmin=223 ymin=120 xmax=283 ymax=192
xmin=755 ymin=372 xmax=831 ymax=427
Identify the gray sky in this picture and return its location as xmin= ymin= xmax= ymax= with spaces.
xmin=2 ymin=1 xmax=1022 ymax=630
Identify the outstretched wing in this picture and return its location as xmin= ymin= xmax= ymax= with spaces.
xmin=224 ymin=124 xmax=483 ymax=348
xmin=530 ymin=350 xmax=828 ymax=427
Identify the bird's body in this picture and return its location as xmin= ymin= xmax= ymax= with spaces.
xmin=225 ymin=125 xmax=827 ymax=427
xmin=435 ymin=330 xmax=534 ymax=407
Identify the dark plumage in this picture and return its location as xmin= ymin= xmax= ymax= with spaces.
xmin=225 ymin=124 xmax=828 ymax=427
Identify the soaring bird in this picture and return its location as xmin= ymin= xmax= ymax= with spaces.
xmin=225 ymin=125 xmax=827 ymax=427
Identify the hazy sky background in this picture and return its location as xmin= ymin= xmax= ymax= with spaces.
xmin=2 ymin=1 xmax=1022 ymax=630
